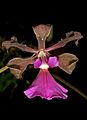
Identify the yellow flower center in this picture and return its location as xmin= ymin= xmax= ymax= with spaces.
xmin=38 ymin=51 xmax=46 ymax=58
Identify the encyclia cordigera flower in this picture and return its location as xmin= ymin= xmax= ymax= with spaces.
xmin=1 ymin=24 xmax=83 ymax=100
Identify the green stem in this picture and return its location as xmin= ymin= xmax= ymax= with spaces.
xmin=0 ymin=66 xmax=9 ymax=73
xmin=53 ymin=74 xmax=87 ymax=100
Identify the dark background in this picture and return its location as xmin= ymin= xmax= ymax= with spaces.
xmin=0 ymin=2 xmax=87 ymax=114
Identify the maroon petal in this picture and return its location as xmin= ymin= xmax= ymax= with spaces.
xmin=33 ymin=58 xmax=42 ymax=68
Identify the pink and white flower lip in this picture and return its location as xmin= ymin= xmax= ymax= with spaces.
xmin=24 ymin=57 xmax=68 ymax=100
xmin=24 ymin=69 xmax=68 ymax=100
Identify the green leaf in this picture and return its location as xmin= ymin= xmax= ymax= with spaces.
xmin=0 ymin=66 xmax=9 ymax=73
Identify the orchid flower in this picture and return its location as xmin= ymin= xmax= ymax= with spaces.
xmin=1 ymin=24 xmax=86 ymax=100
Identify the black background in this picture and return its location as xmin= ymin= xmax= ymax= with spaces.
xmin=0 ymin=2 xmax=87 ymax=114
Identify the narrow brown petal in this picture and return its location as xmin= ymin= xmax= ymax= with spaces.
xmin=7 ymin=57 xmax=34 ymax=79
xmin=46 ymin=31 xmax=83 ymax=52
xmin=32 ymin=24 xmax=53 ymax=49
xmin=2 ymin=36 xmax=38 ymax=53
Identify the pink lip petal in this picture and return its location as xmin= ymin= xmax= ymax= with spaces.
xmin=48 ymin=57 xmax=59 ymax=68
xmin=24 ymin=69 xmax=68 ymax=100
xmin=24 ymin=86 xmax=38 ymax=98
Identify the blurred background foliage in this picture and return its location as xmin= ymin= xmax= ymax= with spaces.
xmin=0 ymin=36 xmax=34 ymax=96
xmin=0 ymin=37 xmax=18 ymax=94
